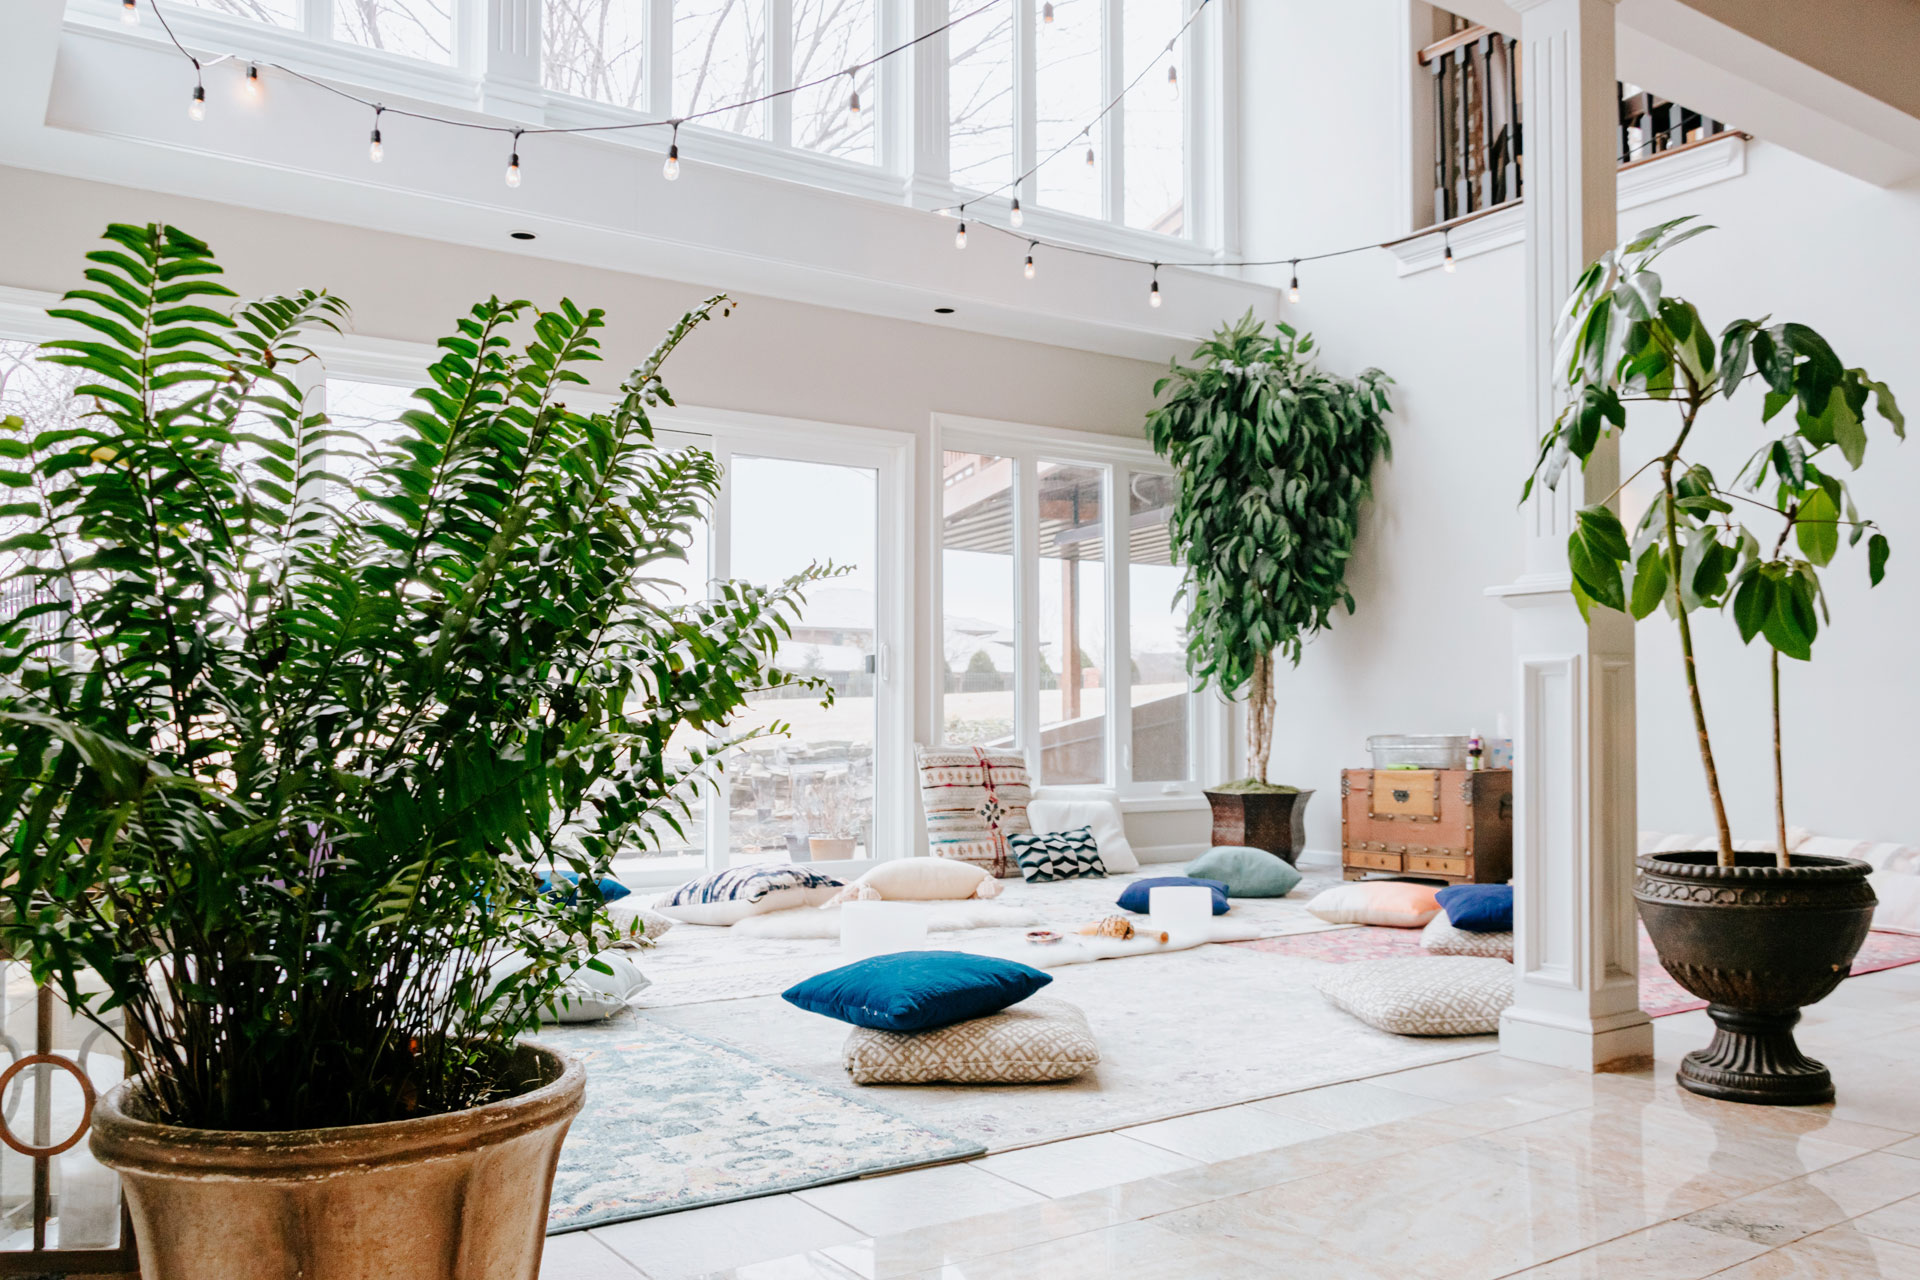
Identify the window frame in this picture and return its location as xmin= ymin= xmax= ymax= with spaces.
xmin=931 ymin=411 xmax=1225 ymax=805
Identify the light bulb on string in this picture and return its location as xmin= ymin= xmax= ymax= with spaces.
xmin=121 ymin=0 xmax=139 ymax=25
xmin=369 ymin=106 xmax=384 ymax=163
xmin=663 ymin=123 xmax=681 ymax=181
xmin=1009 ymin=196 xmax=1023 ymax=228
xmin=1025 ymin=244 xmax=1036 ymax=280
xmin=1166 ymin=65 xmax=1179 ymax=99
xmin=1149 ymin=267 xmax=1162 ymax=308
xmin=954 ymin=209 xmax=967 ymax=250
xmin=187 ymin=80 xmax=206 ymax=122
xmin=1288 ymin=260 xmax=1301 ymax=304
xmin=505 ymin=129 xmax=522 ymax=188
xmin=1042 ymin=2 xmax=1055 ymax=23
xmin=245 ymin=63 xmax=261 ymax=98
xmin=1084 ymin=145 xmax=1096 ymax=168
xmin=1442 ymin=231 xmax=1455 ymax=273
xmin=847 ymin=71 xmax=861 ymax=120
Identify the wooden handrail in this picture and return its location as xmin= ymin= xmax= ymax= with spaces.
xmin=1418 ymin=23 xmax=1494 ymax=66
xmin=1616 ymin=128 xmax=1750 ymax=173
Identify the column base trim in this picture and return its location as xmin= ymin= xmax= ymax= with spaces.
xmin=1499 ymin=1005 xmax=1654 ymax=1073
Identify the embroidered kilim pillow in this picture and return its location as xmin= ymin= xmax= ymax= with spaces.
xmin=842 ymin=996 xmax=1100 ymax=1084
xmin=655 ymin=864 xmax=844 ymax=926
xmin=1008 ymin=826 xmax=1106 ymax=883
xmin=1317 ymin=956 xmax=1514 ymax=1036
xmin=915 ymin=745 xmax=1032 ymax=878
xmin=1420 ymin=914 xmax=1514 ymax=960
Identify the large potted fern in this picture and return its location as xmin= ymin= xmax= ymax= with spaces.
xmin=0 ymin=224 xmax=825 ymax=1277
xmin=1146 ymin=312 xmax=1392 ymax=861
xmin=1528 ymin=217 xmax=1902 ymax=1105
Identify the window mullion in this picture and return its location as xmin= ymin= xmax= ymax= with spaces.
xmin=1015 ymin=456 xmax=1040 ymax=775
xmin=647 ymin=0 xmax=673 ymax=118
xmin=304 ymin=0 xmax=333 ymax=43
xmin=1014 ymin=0 xmax=1036 ymax=205
xmin=769 ymin=0 xmax=794 ymax=147
xmin=1108 ymin=465 xmax=1131 ymax=789
xmin=705 ymin=435 xmax=735 ymax=872
xmin=1102 ymin=0 xmax=1123 ymax=222
xmin=912 ymin=0 xmax=950 ymax=191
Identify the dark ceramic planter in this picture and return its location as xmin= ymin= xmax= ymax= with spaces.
xmin=1203 ymin=788 xmax=1313 ymax=864
xmin=1634 ymin=852 xmax=1876 ymax=1107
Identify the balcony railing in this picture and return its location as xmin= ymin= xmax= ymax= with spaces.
xmin=1419 ymin=23 xmax=1736 ymax=226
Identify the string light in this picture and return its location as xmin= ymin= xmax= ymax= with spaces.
xmin=505 ymin=128 xmax=522 ymax=188
xmin=187 ymin=81 xmax=205 ymax=121
xmin=1166 ymin=65 xmax=1179 ymax=99
xmin=663 ymin=122 xmax=680 ymax=180
xmin=1009 ymin=196 xmax=1023 ymax=228
xmin=122 ymin=0 xmax=140 ymax=25
xmin=245 ymin=63 xmax=261 ymax=97
xmin=1025 ymin=244 xmax=1036 ymax=279
xmin=1442 ymin=230 xmax=1455 ymax=272
xmin=1043 ymin=2 xmax=1055 ymax=23
xmin=1288 ymin=260 xmax=1300 ymax=303
xmin=847 ymin=71 xmax=861 ymax=120
xmin=368 ymin=105 xmax=384 ymax=163
xmin=1149 ymin=266 xmax=1162 ymax=308
xmin=1084 ymin=140 xmax=1096 ymax=168
xmin=954 ymin=209 xmax=968 ymax=250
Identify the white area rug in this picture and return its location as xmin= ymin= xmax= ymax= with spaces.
xmin=632 ymin=865 xmax=1348 ymax=1008
xmin=621 ymin=860 xmax=1489 ymax=1153
xmin=732 ymin=900 xmax=1042 ymax=939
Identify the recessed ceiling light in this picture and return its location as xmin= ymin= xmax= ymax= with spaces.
xmin=933 ymin=306 xmax=955 ymax=314
xmin=510 ymin=230 xmax=537 ymax=241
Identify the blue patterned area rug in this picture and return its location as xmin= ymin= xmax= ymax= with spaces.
xmin=537 ymin=1014 xmax=984 ymax=1233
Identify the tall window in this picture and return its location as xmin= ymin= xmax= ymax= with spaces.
xmin=172 ymin=0 xmax=452 ymax=62
xmin=949 ymin=0 xmax=1192 ymax=235
xmin=674 ymin=0 xmax=769 ymax=137
xmin=792 ymin=0 xmax=877 ymax=161
xmin=543 ymin=0 xmax=648 ymax=109
xmin=947 ymin=0 xmax=1014 ymax=192
xmin=939 ymin=427 xmax=1207 ymax=795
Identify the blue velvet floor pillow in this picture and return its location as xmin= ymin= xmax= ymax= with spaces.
xmin=537 ymin=870 xmax=631 ymax=905
xmin=1436 ymin=883 xmax=1513 ymax=933
xmin=1116 ymin=876 xmax=1230 ymax=916
xmin=782 ymin=951 xmax=1053 ymax=1032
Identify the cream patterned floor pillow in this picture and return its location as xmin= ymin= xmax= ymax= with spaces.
xmin=1317 ymin=957 xmax=1513 ymax=1036
xmin=1028 ymin=788 xmax=1139 ymax=873
xmin=1421 ymin=914 xmax=1514 ymax=960
xmin=916 ymin=745 xmax=1032 ymax=878
xmin=842 ymin=996 xmax=1100 ymax=1084
xmin=824 ymin=856 xmax=1004 ymax=905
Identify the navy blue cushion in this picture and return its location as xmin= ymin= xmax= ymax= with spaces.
xmin=781 ymin=952 xmax=1053 ymax=1031
xmin=1436 ymin=884 xmax=1513 ymax=933
xmin=1115 ymin=876 xmax=1230 ymax=916
xmin=538 ymin=870 xmax=632 ymax=906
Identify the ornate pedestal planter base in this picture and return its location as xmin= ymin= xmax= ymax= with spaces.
xmin=1203 ymin=788 xmax=1313 ymax=864
xmin=1635 ymin=852 xmax=1875 ymax=1107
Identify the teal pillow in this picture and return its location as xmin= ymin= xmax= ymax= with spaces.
xmin=1187 ymin=846 xmax=1302 ymax=898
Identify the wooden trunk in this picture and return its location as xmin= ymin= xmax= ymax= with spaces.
xmin=1340 ymin=769 xmax=1512 ymax=884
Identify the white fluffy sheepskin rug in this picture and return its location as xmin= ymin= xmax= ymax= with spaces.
xmin=731 ymin=901 xmax=1042 ymax=939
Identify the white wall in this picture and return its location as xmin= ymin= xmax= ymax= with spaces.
xmin=0 ymin=164 xmax=1218 ymax=853
xmin=1236 ymin=1 xmax=1920 ymax=851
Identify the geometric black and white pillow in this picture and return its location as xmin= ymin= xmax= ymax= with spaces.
xmin=1009 ymin=825 xmax=1107 ymax=883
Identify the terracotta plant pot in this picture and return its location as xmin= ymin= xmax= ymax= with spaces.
xmin=1203 ymin=787 xmax=1314 ymax=864
xmin=91 ymin=1041 xmax=583 ymax=1280
xmin=1635 ymin=852 xmax=1876 ymax=1106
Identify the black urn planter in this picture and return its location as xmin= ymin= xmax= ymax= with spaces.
xmin=1203 ymin=788 xmax=1313 ymax=865
xmin=1634 ymin=851 xmax=1876 ymax=1106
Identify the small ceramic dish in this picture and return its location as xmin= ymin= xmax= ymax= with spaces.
xmin=1024 ymin=929 xmax=1063 ymax=945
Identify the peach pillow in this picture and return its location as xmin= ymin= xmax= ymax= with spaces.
xmin=1306 ymin=881 xmax=1443 ymax=928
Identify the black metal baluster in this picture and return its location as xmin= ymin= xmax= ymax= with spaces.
xmin=1454 ymin=47 xmax=1473 ymax=215
xmin=1431 ymin=52 xmax=1452 ymax=223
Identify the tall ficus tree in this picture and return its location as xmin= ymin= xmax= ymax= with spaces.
xmin=0 ymin=224 xmax=831 ymax=1130
xmin=1146 ymin=312 xmax=1393 ymax=784
xmin=1527 ymin=217 xmax=1902 ymax=867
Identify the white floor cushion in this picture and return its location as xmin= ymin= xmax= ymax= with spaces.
xmin=825 ymin=856 xmax=1003 ymax=904
xmin=654 ymin=865 xmax=844 ymax=925
xmin=606 ymin=901 xmax=677 ymax=944
xmin=1317 ymin=957 xmax=1513 ymax=1036
xmin=1421 ymin=914 xmax=1514 ymax=959
xmin=842 ymin=996 xmax=1101 ymax=1084
xmin=1028 ymin=788 xmax=1139 ymax=874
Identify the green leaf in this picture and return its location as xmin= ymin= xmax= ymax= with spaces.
xmin=1795 ymin=488 xmax=1840 ymax=567
xmin=1731 ymin=571 xmax=1771 ymax=644
xmin=1868 ymin=533 xmax=1890 ymax=586
xmin=1628 ymin=540 xmax=1669 ymax=620
xmin=1568 ymin=505 xmax=1630 ymax=613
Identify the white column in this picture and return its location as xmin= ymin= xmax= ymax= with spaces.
xmin=1491 ymin=0 xmax=1652 ymax=1073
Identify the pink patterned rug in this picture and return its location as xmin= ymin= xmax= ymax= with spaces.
xmin=1234 ymin=926 xmax=1920 ymax=1018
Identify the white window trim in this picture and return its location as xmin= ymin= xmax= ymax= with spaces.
xmin=929 ymin=411 xmax=1226 ymax=807
xmin=69 ymin=0 xmax=1223 ymax=260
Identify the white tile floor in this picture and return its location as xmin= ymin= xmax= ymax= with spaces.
xmin=541 ymin=964 xmax=1920 ymax=1279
